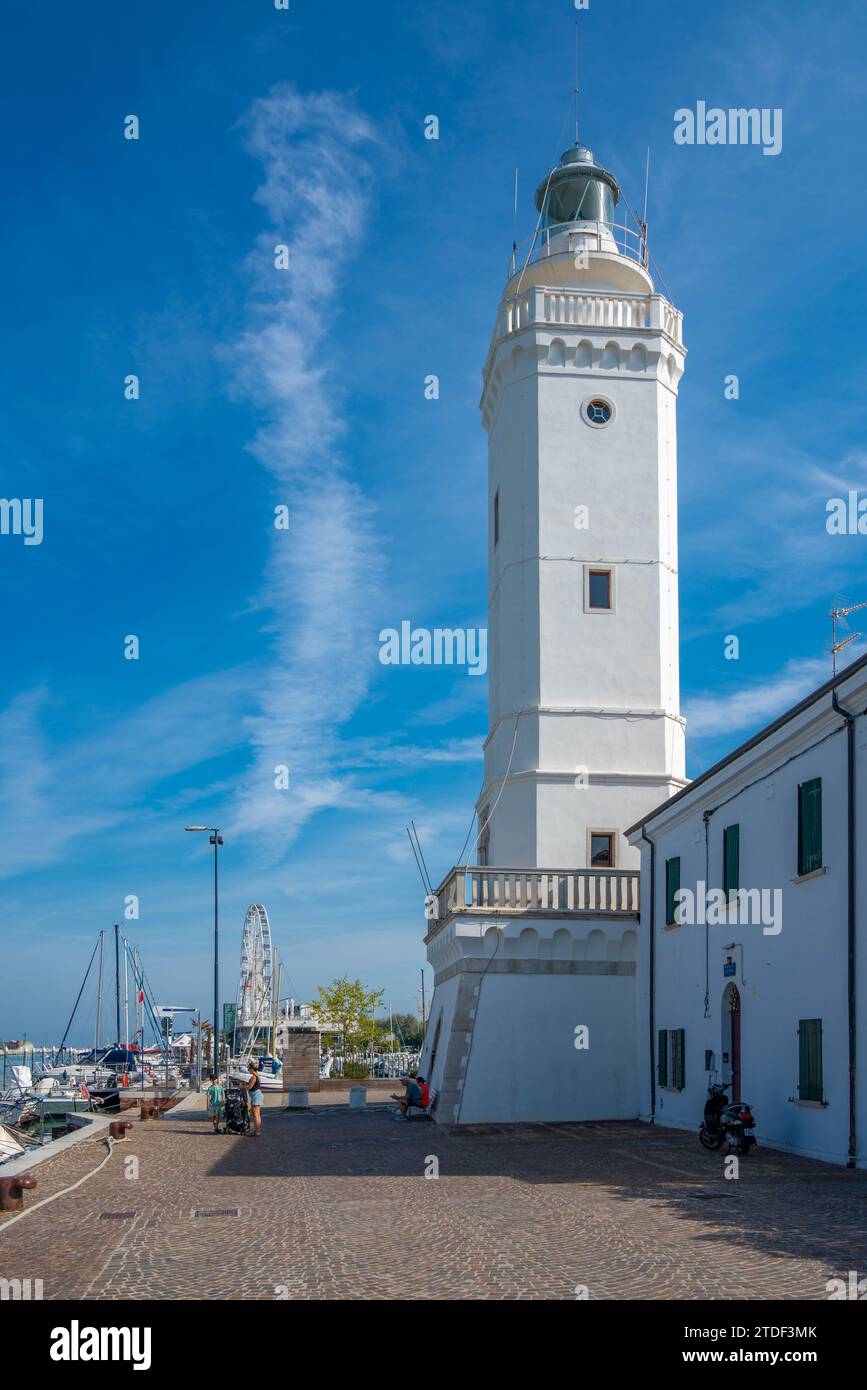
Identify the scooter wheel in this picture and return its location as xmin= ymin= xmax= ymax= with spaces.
xmin=699 ymin=1126 xmax=725 ymax=1151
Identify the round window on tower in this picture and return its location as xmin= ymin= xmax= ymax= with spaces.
xmin=583 ymin=396 xmax=615 ymax=428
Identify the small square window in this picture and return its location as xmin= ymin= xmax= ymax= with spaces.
xmin=587 ymin=569 xmax=612 ymax=610
xmin=590 ymin=832 xmax=614 ymax=867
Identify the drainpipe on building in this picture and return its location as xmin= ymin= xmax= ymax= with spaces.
xmin=640 ymin=828 xmax=656 ymax=1121
xmin=832 ymin=690 xmax=857 ymax=1167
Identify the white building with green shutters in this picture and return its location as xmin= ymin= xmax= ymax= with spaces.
xmin=626 ymin=651 xmax=867 ymax=1168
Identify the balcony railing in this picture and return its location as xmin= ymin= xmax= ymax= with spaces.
xmin=496 ymin=285 xmax=683 ymax=347
xmin=510 ymin=220 xmax=649 ymax=278
xmin=428 ymin=866 xmax=640 ymax=926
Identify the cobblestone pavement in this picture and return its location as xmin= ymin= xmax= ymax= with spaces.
xmin=2 ymin=1103 xmax=865 ymax=1300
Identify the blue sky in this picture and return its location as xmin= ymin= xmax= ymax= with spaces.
xmin=2 ymin=0 xmax=866 ymax=1040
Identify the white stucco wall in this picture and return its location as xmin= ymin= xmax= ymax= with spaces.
xmin=479 ymin=248 xmax=686 ymax=871
xmin=423 ymin=909 xmax=639 ymax=1125
xmin=457 ymin=970 xmax=638 ymax=1123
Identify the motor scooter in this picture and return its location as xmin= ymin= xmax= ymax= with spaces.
xmin=699 ymin=1081 xmax=756 ymax=1155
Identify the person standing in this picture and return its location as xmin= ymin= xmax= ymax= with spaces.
xmin=206 ymin=1073 xmax=224 ymax=1133
xmin=247 ymin=1060 xmax=263 ymax=1137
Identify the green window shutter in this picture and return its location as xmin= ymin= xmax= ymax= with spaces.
xmin=673 ymin=1028 xmax=686 ymax=1090
xmin=723 ymin=824 xmax=739 ymax=898
xmin=665 ymin=856 xmax=681 ymax=925
xmin=798 ymin=778 xmax=822 ymax=875
xmin=657 ymin=1029 xmax=668 ymax=1087
xmin=798 ymin=1019 xmax=823 ymax=1102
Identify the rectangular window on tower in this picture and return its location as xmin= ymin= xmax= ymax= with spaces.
xmin=589 ymin=832 xmax=614 ymax=867
xmin=584 ymin=565 xmax=614 ymax=612
xmin=494 ymin=488 xmax=499 ymax=547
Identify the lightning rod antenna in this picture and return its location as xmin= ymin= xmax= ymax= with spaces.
xmin=642 ymin=147 xmax=651 ymax=266
xmin=574 ymin=21 xmax=580 ymax=144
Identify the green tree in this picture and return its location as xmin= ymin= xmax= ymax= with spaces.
xmin=388 ymin=1012 xmax=424 ymax=1049
xmin=311 ymin=977 xmax=385 ymax=1073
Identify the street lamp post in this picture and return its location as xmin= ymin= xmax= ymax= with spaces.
xmin=185 ymin=826 xmax=224 ymax=1075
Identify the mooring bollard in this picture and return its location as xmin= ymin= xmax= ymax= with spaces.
xmin=0 ymin=1176 xmax=37 ymax=1212
xmin=349 ymin=1085 xmax=367 ymax=1110
xmin=139 ymin=1100 xmax=156 ymax=1121
xmin=285 ymin=1085 xmax=309 ymax=1110
xmin=109 ymin=1121 xmax=133 ymax=1140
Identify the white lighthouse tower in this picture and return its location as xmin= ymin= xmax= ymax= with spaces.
xmin=478 ymin=143 xmax=687 ymax=872
xmin=420 ymin=136 xmax=688 ymax=1125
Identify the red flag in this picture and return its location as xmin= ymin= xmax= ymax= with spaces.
xmin=138 ymin=990 xmax=144 ymax=1003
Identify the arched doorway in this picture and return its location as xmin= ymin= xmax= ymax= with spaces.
xmin=721 ymin=983 xmax=741 ymax=1102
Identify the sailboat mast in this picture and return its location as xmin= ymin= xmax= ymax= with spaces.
xmin=114 ymin=922 xmax=121 ymax=1046
xmin=123 ymin=936 xmax=129 ymax=1053
xmin=272 ymin=954 xmax=283 ymax=1055
xmin=135 ymin=947 xmax=145 ymax=1093
xmin=95 ymin=929 xmax=105 ymax=1053
xmin=135 ymin=946 xmax=141 ymax=1054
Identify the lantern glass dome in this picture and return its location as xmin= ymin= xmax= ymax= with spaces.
xmin=535 ymin=145 xmax=621 ymax=230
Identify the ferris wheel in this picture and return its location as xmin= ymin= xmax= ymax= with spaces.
xmin=234 ymin=904 xmax=274 ymax=1055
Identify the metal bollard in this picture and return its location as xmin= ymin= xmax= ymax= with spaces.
xmin=109 ymin=1121 xmax=133 ymax=1140
xmin=0 ymin=1176 xmax=37 ymax=1212
xmin=139 ymin=1100 xmax=156 ymax=1121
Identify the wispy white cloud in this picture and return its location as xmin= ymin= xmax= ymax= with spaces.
xmin=225 ymin=84 xmax=391 ymax=847
xmin=410 ymin=677 xmax=488 ymax=726
xmin=0 ymin=690 xmax=111 ymax=879
xmin=681 ymin=439 xmax=867 ymax=635
xmin=336 ymin=735 xmax=483 ymax=770
xmin=684 ymin=645 xmax=865 ymax=743
xmin=0 ymin=668 xmax=256 ymax=879
xmin=0 ymin=86 xmax=397 ymax=883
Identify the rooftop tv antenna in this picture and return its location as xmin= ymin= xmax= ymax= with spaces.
xmin=831 ymin=599 xmax=867 ymax=675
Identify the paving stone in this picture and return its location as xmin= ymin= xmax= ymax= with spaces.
xmin=0 ymin=1102 xmax=864 ymax=1300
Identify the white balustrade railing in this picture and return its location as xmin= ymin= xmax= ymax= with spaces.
xmin=499 ymin=288 xmax=683 ymax=346
xmin=430 ymin=866 xmax=640 ymax=923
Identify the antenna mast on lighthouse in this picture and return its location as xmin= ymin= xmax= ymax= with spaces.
xmin=574 ymin=21 xmax=580 ymax=143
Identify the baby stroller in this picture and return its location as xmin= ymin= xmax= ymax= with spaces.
xmin=223 ymin=1085 xmax=250 ymax=1135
